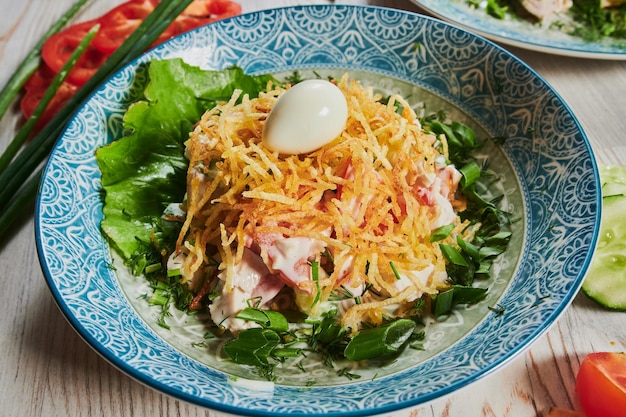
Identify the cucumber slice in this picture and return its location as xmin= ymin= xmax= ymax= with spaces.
xmin=582 ymin=164 xmax=626 ymax=310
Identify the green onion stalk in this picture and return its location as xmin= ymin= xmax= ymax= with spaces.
xmin=0 ymin=0 xmax=194 ymax=240
xmin=0 ymin=0 xmax=92 ymax=120
xmin=0 ymin=24 xmax=100 ymax=173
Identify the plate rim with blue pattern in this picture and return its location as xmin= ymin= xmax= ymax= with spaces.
xmin=35 ymin=5 xmax=600 ymax=416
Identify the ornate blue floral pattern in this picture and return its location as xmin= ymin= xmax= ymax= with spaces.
xmin=36 ymin=6 xmax=600 ymax=416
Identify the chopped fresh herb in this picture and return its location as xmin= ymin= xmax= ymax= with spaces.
xmin=489 ymin=303 xmax=506 ymax=316
xmin=235 ymin=308 xmax=290 ymax=332
xmin=310 ymin=312 xmax=345 ymax=346
xmin=272 ymin=348 xmax=303 ymax=358
xmin=571 ymin=0 xmax=626 ymax=42
xmin=389 ymin=261 xmax=402 ymax=280
xmin=310 ymin=261 xmax=322 ymax=308
xmin=486 ymin=0 xmax=510 ymax=19
xmin=336 ymin=367 xmax=362 ymax=380
xmin=344 ymin=319 xmax=417 ymax=361
xmin=285 ymin=70 xmax=303 ymax=85
xmin=430 ymin=224 xmax=455 ymax=242
xmin=440 ymin=243 xmax=470 ymax=267
xmin=421 ymin=116 xmax=512 ymax=317
xmin=433 ymin=286 xmax=488 ymax=316
xmin=329 ymin=285 xmax=355 ymax=301
xmin=459 ymin=161 xmax=482 ymax=189
xmin=223 ymin=328 xmax=282 ymax=367
xmin=166 ymin=268 xmax=181 ymax=277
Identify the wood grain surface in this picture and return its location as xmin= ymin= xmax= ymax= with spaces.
xmin=1 ymin=1 xmax=624 ymax=416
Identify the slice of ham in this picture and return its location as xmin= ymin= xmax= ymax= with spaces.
xmin=263 ymin=236 xmax=327 ymax=294
xmin=210 ymin=247 xmax=284 ymax=333
xmin=430 ymin=165 xmax=462 ymax=229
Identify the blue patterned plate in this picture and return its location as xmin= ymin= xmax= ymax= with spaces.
xmin=36 ymin=5 xmax=600 ymax=416
xmin=412 ymin=0 xmax=626 ymax=59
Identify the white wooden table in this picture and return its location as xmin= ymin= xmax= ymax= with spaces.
xmin=1 ymin=1 xmax=624 ymax=416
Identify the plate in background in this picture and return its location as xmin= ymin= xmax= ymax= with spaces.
xmin=412 ymin=0 xmax=626 ymax=59
xmin=36 ymin=5 xmax=600 ymax=416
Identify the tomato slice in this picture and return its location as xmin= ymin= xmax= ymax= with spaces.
xmin=177 ymin=0 xmax=242 ymax=30
xmin=575 ymin=352 xmax=626 ymax=417
xmin=23 ymin=64 xmax=56 ymax=93
xmin=20 ymin=65 xmax=78 ymax=128
xmin=181 ymin=0 xmax=242 ymax=20
xmin=91 ymin=0 xmax=166 ymax=54
xmin=25 ymin=0 xmax=243 ymax=128
xmin=41 ymin=19 xmax=108 ymax=86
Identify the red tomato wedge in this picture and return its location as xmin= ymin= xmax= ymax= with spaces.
xmin=41 ymin=20 xmax=108 ymax=86
xmin=575 ymin=352 xmax=626 ymax=417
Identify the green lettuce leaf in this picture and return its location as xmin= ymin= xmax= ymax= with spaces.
xmin=96 ymin=58 xmax=278 ymax=260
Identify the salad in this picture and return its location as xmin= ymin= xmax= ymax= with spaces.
xmin=96 ymin=58 xmax=512 ymax=380
xmin=471 ymin=0 xmax=626 ymax=42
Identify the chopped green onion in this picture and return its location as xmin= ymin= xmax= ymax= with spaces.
xmin=344 ymin=319 xmax=416 ymax=361
xmin=167 ymin=268 xmax=182 ymax=277
xmin=433 ymin=285 xmax=487 ymax=316
xmin=311 ymin=313 xmax=344 ymax=345
xmin=144 ymin=262 xmax=162 ymax=274
xmin=133 ymin=255 xmax=148 ymax=276
xmin=235 ymin=307 xmax=290 ymax=332
xmin=272 ymin=348 xmax=303 ymax=358
xmin=427 ymin=121 xmax=462 ymax=149
xmin=457 ymin=236 xmax=480 ymax=262
xmin=484 ymin=231 xmax=512 ymax=244
xmin=430 ymin=224 xmax=455 ymax=242
xmin=486 ymin=0 xmax=509 ymax=19
xmin=459 ymin=161 xmax=482 ymax=189
xmin=439 ymin=243 xmax=469 ymax=267
xmin=433 ymin=288 xmax=454 ymax=316
xmin=223 ymin=328 xmax=281 ymax=366
xmin=450 ymin=121 xmax=476 ymax=148
xmin=148 ymin=287 xmax=170 ymax=306
xmin=389 ymin=261 xmax=402 ymax=280
xmin=310 ymin=261 xmax=321 ymax=308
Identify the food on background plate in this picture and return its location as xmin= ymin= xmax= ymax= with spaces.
xmin=519 ymin=0 xmax=573 ymax=21
xmin=469 ymin=0 xmax=626 ymax=43
xmin=96 ymin=59 xmax=513 ymax=379
xmin=575 ymin=352 xmax=626 ymax=417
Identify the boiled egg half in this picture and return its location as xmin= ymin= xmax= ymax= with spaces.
xmin=262 ymin=79 xmax=348 ymax=154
